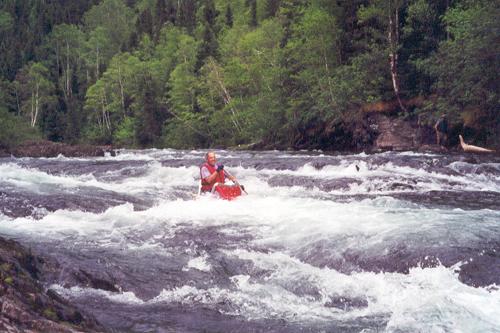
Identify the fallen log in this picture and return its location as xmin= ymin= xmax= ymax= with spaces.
xmin=459 ymin=135 xmax=495 ymax=153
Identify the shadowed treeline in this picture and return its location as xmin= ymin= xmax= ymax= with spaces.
xmin=0 ymin=0 xmax=498 ymax=150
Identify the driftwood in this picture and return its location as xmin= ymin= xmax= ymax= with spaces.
xmin=459 ymin=135 xmax=495 ymax=153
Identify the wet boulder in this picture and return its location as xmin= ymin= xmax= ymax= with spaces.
xmin=0 ymin=237 xmax=102 ymax=332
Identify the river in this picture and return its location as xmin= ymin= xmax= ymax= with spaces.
xmin=1 ymin=149 xmax=499 ymax=332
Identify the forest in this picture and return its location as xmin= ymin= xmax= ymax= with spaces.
xmin=0 ymin=0 xmax=498 ymax=150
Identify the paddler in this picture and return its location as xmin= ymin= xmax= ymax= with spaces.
xmin=434 ymin=114 xmax=448 ymax=147
xmin=200 ymin=151 xmax=238 ymax=193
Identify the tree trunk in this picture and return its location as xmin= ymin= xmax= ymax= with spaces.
xmin=30 ymin=90 xmax=35 ymax=127
xmin=209 ymin=59 xmax=242 ymax=132
xmin=32 ymin=85 xmax=40 ymax=128
xmin=66 ymin=40 xmax=71 ymax=99
xmin=55 ymin=41 xmax=60 ymax=77
xmin=102 ymin=91 xmax=111 ymax=131
xmin=15 ymin=88 xmax=21 ymax=116
xmin=388 ymin=7 xmax=407 ymax=113
xmin=323 ymin=50 xmax=335 ymax=107
xmin=100 ymin=94 xmax=107 ymax=131
xmin=118 ymin=65 xmax=125 ymax=114
xmin=95 ymin=44 xmax=100 ymax=80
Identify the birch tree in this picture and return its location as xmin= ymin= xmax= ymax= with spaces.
xmin=46 ymin=24 xmax=86 ymax=101
xmin=85 ymin=79 xmax=111 ymax=134
xmin=15 ymin=62 xmax=54 ymax=128
xmin=83 ymin=0 xmax=136 ymax=81
xmin=358 ymin=0 xmax=408 ymax=112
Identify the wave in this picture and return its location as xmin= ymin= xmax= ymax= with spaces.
xmin=1 ymin=149 xmax=499 ymax=332
xmin=48 ymin=257 xmax=500 ymax=332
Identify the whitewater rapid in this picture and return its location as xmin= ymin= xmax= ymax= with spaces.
xmin=0 ymin=149 xmax=499 ymax=332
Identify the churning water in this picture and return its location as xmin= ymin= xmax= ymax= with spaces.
xmin=1 ymin=150 xmax=499 ymax=332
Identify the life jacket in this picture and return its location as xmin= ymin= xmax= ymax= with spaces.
xmin=200 ymin=162 xmax=225 ymax=192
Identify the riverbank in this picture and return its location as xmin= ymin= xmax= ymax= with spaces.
xmin=0 ymin=140 xmax=116 ymax=158
xmin=239 ymin=112 xmax=455 ymax=153
xmin=1 ymin=113 xmax=496 ymax=159
xmin=0 ymin=236 xmax=102 ymax=332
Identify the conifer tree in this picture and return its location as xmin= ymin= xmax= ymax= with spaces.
xmin=195 ymin=0 xmax=219 ymax=73
xmin=155 ymin=0 xmax=167 ymax=27
xmin=249 ymin=0 xmax=258 ymax=27
xmin=177 ymin=0 xmax=197 ymax=34
xmin=203 ymin=0 xmax=218 ymax=27
xmin=225 ymin=4 xmax=233 ymax=28
xmin=154 ymin=0 xmax=176 ymax=36
xmin=137 ymin=8 xmax=154 ymax=38
xmin=264 ymin=0 xmax=281 ymax=18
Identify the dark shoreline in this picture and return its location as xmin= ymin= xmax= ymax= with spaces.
xmin=0 ymin=236 xmax=102 ymax=332
xmin=3 ymin=113 xmax=493 ymax=158
xmin=0 ymin=140 xmax=116 ymax=158
xmin=1 ymin=135 xmax=496 ymax=163
xmin=0 ymin=140 xmax=480 ymax=159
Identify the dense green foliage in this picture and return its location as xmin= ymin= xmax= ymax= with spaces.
xmin=0 ymin=0 xmax=498 ymax=149
xmin=0 ymin=79 xmax=40 ymax=149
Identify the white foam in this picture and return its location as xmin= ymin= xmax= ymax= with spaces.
xmin=183 ymin=254 xmax=212 ymax=272
xmin=224 ymin=249 xmax=500 ymax=328
xmin=49 ymin=284 xmax=145 ymax=304
xmin=3 ymin=150 xmax=499 ymax=201
xmin=0 ymin=163 xmax=87 ymax=192
xmin=2 ymin=150 xmax=500 ymax=331
xmin=0 ymin=161 xmax=201 ymax=197
xmin=1 ymin=182 xmax=498 ymax=253
xmin=48 ymin=250 xmax=500 ymax=331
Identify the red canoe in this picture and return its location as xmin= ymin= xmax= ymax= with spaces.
xmin=197 ymin=182 xmax=244 ymax=200
xmin=213 ymin=184 xmax=242 ymax=200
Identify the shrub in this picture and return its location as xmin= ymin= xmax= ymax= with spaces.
xmin=0 ymin=108 xmax=40 ymax=150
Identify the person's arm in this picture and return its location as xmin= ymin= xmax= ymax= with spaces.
xmin=225 ymin=172 xmax=236 ymax=182
xmin=222 ymin=169 xmax=236 ymax=183
xmin=201 ymin=166 xmax=219 ymax=184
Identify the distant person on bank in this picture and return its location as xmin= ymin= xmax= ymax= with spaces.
xmin=200 ymin=152 xmax=237 ymax=193
xmin=434 ymin=114 xmax=448 ymax=147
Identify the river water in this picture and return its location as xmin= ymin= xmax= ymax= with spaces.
xmin=1 ymin=149 xmax=499 ymax=332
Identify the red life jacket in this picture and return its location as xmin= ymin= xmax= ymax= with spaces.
xmin=200 ymin=162 xmax=225 ymax=192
